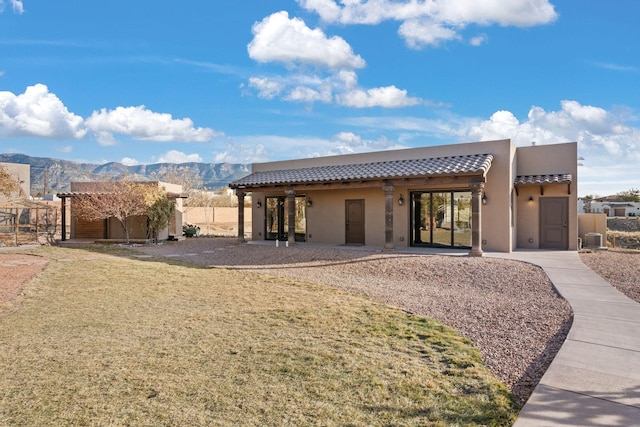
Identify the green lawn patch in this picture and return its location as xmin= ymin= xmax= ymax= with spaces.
xmin=0 ymin=246 xmax=518 ymax=426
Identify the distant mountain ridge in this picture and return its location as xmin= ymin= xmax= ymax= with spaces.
xmin=0 ymin=153 xmax=251 ymax=196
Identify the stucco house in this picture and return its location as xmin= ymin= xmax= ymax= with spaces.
xmin=230 ymin=139 xmax=578 ymax=255
xmin=57 ymin=180 xmax=186 ymax=242
xmin=590 ymin=201 xmax=640 ymax=217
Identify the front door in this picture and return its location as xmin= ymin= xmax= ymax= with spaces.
xmin=345 ymin=199 xmax=365 ymax=245
xmin=540 ymin=197 xmax=568 ymax=249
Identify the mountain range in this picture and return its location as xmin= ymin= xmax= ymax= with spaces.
xmin=0 ymin=153 xmax=251 ymax=196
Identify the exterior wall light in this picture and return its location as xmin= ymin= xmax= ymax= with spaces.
xmin=528 ymin=196 xmax=534 ymax=202
xmin=398 ymin=195 xmax=405 ymax=206
xmin=482 ymin=193 xmax=488 ymax=205
xmin=307 ymin=198 xmax=313 ymax=207
xmin=255 ymin=199 xmax=262 ymax=208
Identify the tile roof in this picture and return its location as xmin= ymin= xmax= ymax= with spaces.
xmin=230 ymin=154 xmax=494 ymax=188
xmin=514 ymin=174 xmax=573 ymax=185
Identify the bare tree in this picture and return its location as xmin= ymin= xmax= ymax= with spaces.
xmin=0 ymin=164 xmax=23 ymax=200
xmin=72 ymin=179 xmax=153 ymax=244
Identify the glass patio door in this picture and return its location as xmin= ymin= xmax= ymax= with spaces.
xmin=265 ymin=196 xmax=307 ymax=242
xmin=411 ymin=191 xmax=471 ymax=248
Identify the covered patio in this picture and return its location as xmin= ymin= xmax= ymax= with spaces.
xmin=231 ymin=153 xmax=493 ymax=256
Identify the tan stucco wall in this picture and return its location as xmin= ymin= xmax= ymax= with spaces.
xmin=578 ymin=213 xmax=607 ymax=243
xmin=515 ymin=142 xmax=578 ymax=250
xmin=247 ymin=139 xmax=578 ymax=252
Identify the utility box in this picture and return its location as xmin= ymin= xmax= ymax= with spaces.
xmin=584 ymin=232 xmax=604 ymax=248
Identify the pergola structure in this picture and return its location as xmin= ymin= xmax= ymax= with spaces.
xmin=0 ymin=199 xmax=56 ymax=246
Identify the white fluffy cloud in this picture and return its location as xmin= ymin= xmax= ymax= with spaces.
xmin=247 ymin=11 xmax=423 ymax=108
xmin=248 ymin=67 xmax=424 ymax=108
xmin=0 ymin=84 xmax=222 ymax=149
xmin=0 ymin=84 xmax=86 ymax=139
xmin=248 ymin=11 xmax=365 ymax=70
xmin=465 ymin=101 xmax=640 ymax=162
xmin=154 ymin=150 xmax=203 ymax=164
xmin=120 ymin=157 xmax=140 ymax=166
xmin=85 ymin=106 xmax=220 ymax=145
xmin=399 ymin=19 xmax=461 ymax=48
xmin=337 ymin=85 xmax=422 ymax=108
xmin=298 ymin=0 xmax=557 ymax=47
xmin=0 ymin=0 xmax=24 ymax=13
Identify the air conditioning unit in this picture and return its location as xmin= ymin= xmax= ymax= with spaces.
xmin=584 ymin=232 xmax=603 ymax=248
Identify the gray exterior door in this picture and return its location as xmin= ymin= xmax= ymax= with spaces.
xmin=345 ymin=199 xmax=365 ymax=245
xmin=540 ymin=197 xmax=568 ymax=249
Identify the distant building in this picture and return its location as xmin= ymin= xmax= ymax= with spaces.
xmin=230 ymin=139 xmax=578 ymax=254
xmin=590 ymin=201 xmax=640 ymax=217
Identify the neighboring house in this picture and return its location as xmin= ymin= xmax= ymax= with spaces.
xmin=590 ymin=201 xmax=640 ymax=217
xmin=230 ymin=139 xmax=578 ymax=255
xmin=57 ymin=181 xmax=186 ymax=242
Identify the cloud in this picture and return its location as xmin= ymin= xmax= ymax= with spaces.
xmin=247 ymin=68 xmax=425 ymax=108
xmin=298 ymin=0 xmax=557 ymax=47
xmin=399 ymin=19 xmax=461 ymax=49
xmin=0 ymin=84 xmax=86 ymax=139
xmin=85 ymin=106 xmax=221 ymax=144
xmin=246 ymin=11 xmax=429 ymax=108
xmin=324 ymin=131 xmax=401 ymax=155
xmin=213 ymin=132 xmax=403 ymax=163
xmin=464 ymin=100 xmax=640 ymax=162
xmin=120 ymin=157 xmax=140 ymax=166
xmin=590 ymin=61 xmax=637 ymax=72
xmin=0 ymin=0 xmax=24 ymax=14
xmin=337 ymin=85 xmax=423 ymax=108
xmin=55 ymin=145 xmax=73 ymax=153
xmin=469 ymin=34 xmax=488 ymax=47
xmin=248 ymin=11 xmax=365 ymax=70
xmin=248 ymin=77 xmax=286 ymax=100
xmin=214 ymin=143 xmax=270 ymax=164
xmin=154 ymin=150 xmax=203 ymax=164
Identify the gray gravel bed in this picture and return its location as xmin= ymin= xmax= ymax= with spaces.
xmin=133 ymin=238 xmax=573 ymax=406
xmin=580 ymin=248 xmax=640 ymax=303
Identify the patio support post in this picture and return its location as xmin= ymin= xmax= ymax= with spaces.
xmin=61 ymin=196 xmax=67 ymax=241
xmin=469 ymin=182 xmax=484 ymax=257
xmin=236 ymin=189 xmax=246 ymax=243
xmin=383 ymin=182 xmax=394 ymax=250
xmin=286 ymin=188 xmax=296 ymax=246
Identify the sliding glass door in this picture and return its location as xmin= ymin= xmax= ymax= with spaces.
xmin=265 ymin=195 xmax=307 ymax=242
xmin=411 ymin=191 xmax=471 ymax=248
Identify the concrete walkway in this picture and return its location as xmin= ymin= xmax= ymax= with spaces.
xmin=487 ymin=251 xmax=640 ymax=427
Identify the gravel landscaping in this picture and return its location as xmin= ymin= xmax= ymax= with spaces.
xmin=579 ymin=248 xmax=640 ymax=303
xmin=133 ymin=238 xmax=573 ymax=405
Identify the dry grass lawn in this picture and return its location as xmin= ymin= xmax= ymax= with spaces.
xmin=0 ymin=246 xmax=517 ymax=426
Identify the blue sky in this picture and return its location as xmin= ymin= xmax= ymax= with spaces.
xmin=1 ymin=0 xmax=639 ymax=196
